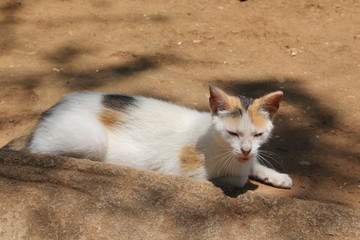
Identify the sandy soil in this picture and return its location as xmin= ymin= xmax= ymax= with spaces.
xmin=0 ymin=0 xmax=359 ymax=207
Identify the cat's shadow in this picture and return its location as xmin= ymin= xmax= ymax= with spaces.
xmin=211 ymin=180 xmax=259 ymax=198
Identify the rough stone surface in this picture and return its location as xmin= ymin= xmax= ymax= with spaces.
xmin=0 ymin=149 xmax=359 ymax=240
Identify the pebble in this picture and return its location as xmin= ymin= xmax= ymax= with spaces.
xmin=276 ymin=76 xmax=286 ymax=83
xmin=239 ymin=58 xmax=247 ymax=64
xmin=299 ymin=161 xmax=311 ymax=166
xmin=289 ymin=48 xmax=299 ymax=57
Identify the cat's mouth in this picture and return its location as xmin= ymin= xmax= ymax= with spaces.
xmin=237 ymin=156 xmax=250 ymax=162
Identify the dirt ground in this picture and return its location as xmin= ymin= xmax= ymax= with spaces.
xmin=0 ymin=0 xmax=359 ymax=207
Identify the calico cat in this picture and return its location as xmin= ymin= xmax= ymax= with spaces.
xmin=3 ymin=84 xmax=292 ymax=188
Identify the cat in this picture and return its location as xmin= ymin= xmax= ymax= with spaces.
xmin=3 ymin=83 xmax=292 ymax=189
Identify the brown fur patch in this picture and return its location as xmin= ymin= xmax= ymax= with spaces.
xmin=248 ymin=99 xmax=268 ymax=129
xmin=3 ymin=135 xmax=31 ymax=151
xmin=179 ymin=146 xmax=203 ymax=173
xmin=2 ymin=119 xmax=39 ymax=151
xmin=99 ymin=109 xmax=121 ymax=129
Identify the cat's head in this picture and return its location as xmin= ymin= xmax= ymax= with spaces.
xmin=208 ymin=83 xmax=283 ymax=163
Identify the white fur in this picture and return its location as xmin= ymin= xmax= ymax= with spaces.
xmin=29 ymin=92 xmax=292 ymax=189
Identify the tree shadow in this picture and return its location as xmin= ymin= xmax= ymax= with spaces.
xmin=45 ymin=46 xmax=90 ymax=65
xmin=0 ymin=1 xmax=23 ymax=53
xmin=55 ymin=53 xmax=181 ymax=91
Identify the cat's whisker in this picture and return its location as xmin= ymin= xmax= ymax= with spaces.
xmin=258 ymin=150 xmax=283 ymax=163
xmin=257 ymin=150 xmax=285 ymax=170
xmin=226 ymin=155 xmax=237 ymax=176
xmin=227 ymin=154 xmax=237 ymax=176
xmin=212 ymin=152 xmax=232 ymax=167
xmin=217 ymin=153 xmax=234 ymax=177
xmin=213 ymin=150 xmax=235 ymax=164
xmin=208 ymin=150 xmax=233 ymax=162
xmin=216 ymin=152 xmax=230 ymax=175
xmin=257 ymin=154 xmax=275 ymax=169
xmin=223 ymin=155 xmax=233 ymax=176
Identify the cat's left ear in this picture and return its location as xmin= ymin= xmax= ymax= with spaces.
xmin=208 ymin=83 xmax=231 ymax=115
xmin=258 ymin=91 xmax=283 ymax=120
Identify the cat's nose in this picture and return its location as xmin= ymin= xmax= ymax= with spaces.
xmin=241 ymin=148 xmax=251 ymax=156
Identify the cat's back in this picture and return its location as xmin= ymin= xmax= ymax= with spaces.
xmin=29 ymin=91 xmax=211 ymax=159
xmin=52 ymin=91 xmax=206 ymax=123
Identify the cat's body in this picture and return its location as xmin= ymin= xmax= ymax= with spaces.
xmin=3 ymin=84 xmax=292 ymax=188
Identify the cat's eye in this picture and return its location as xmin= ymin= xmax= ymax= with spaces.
xmin=227 ymin=131 xmax=239 ymax=137
xmin=254 ymin=132 xmax=263 ymax=137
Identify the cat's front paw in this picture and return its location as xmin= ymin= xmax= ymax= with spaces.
xmin=264 ymin=173 xmax=292 ymax=189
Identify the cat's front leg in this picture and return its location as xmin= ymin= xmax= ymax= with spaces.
xmin=251 ymin=162 xmax=292 ymax=188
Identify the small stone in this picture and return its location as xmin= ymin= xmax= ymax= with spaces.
xmin=193 ymin=40 xmax=201 ymax=44
xmin=239 ymin=58 xmax=247 ymax=64
xmin=290 ymin=48 xmax=298 ymax=56
xmin=276 ymin=76 xmax=286 ymax=83
xmin=52 ymin=67 xmax=61 ymax=72
xmin=299 ymin=161 xmax=311 ymax=166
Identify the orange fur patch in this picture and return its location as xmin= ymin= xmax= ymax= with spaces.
xmin=248 ymin=99 xmax=268 ymax=129
xmin=99 ymin=109 xmax=121 ymax=129
xmin=225 ymin=96 xmax=244 ymax=118
xmin=228 ymin=96 xmax=242 ymax=109
xmin=179 ymin=146 xmax=202 ymax=173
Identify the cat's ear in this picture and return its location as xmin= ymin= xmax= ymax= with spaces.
xmin=208 ymin=83 xmax=231 ymax=114
xmin=258 ymin=91 xmax=283 ymax=119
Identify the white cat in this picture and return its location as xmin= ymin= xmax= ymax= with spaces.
xmin=3 ymin=84 xmax=292 ymax=188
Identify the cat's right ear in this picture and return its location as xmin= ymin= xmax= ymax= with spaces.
xmin=208 ymin=83 xmax=231 ymax=114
